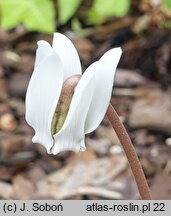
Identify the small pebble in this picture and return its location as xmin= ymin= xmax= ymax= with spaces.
xmin=165 ymin=138 xmax=171 ymax=146
xmin=0 ymin=113 xmax=17 ymax=132
xmin=110 ymin=145 xmax=123 ymax=155
xmin=8 ymin=73 xmax=30 ymax=98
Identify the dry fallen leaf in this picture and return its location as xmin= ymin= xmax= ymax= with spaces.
xmin=0 ymin=181 xmax=14 ymax=199
xmin=13 ymin=175 xmax=35 ymax=199
xmin=151 ymin=173 xmax=171 ymax=199
xmin=36 ymin=152 xmax=129 ymax=199
xmin=129 ymin=89 xmax=171 ymax=134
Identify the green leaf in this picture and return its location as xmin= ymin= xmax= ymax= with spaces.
xmin=88 ymin=0 xmax=130 ymax=24
xmin=164 ymin=0 xmax=171 ymax=9
xmin=58 ymin=0 xmax=83 ymax=24
xmin=0 ymin=0 xmax=23 ymax=29
xmin=0 ymin=0 xmax=55 ymax=33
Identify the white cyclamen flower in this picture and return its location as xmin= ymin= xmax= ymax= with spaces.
xmin=25 ymin=33 xmax=122 ymax=154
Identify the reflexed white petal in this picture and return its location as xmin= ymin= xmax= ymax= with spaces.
xmin=34 ymin=40 xmax=52 ymax=68
xmin=52 ymin=33 xmax=82 ymax=80
xmin=84 ymin=47 xmax=122 ymax=133
xmin=25 ymin=51 xmax=64 ymax=152
xmin=52 ymin=62 xmax=102 ymax=154
xmin=52 ymin=48 xmax=122 ymax=154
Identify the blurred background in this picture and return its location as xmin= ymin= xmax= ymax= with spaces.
xmin=0 ymin=0 xmax=171 ymax=200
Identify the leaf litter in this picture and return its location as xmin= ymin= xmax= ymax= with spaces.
xmin=0 ymin=21 xmax=171 ymax=199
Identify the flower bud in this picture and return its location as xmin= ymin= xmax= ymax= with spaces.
xmin=51 ymin=75 xmax=81 ymax=134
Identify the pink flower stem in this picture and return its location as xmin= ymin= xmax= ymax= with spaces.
xmin=106 ymin=104 xmax=151 ymax=200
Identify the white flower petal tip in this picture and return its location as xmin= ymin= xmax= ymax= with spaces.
xmin=52 ymin=33 xmax=82 ymax=80
xmin=101 ymin=47 xmax=122 ymax=59
xmin=34 ymin=40 xmax=52 ymax=68
xmin=32 ymin=135 xmax=38 ymax=144
xmin=100 ymin=47 xmax=122 ymax=70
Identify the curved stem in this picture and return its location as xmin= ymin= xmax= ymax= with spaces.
xmin=106 ymin=104 xmax=151 ymax=200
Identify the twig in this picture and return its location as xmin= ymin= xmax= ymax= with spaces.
xmin=0 ymin=152 xmax=36 ymax=166
xmin=113 ymin=87 xmax=147 ymax=97
xmin=106 ymin=104 xmax=151 ymax=200
xmin=57 ymin=186 xmax=123 ymax=200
